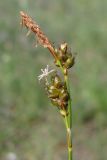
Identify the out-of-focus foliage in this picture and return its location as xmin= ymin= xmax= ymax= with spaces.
xmin=0 ymin=0 xmax=107 ymax=160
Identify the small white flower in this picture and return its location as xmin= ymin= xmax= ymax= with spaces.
xmin=38 ymin=65 xmax=55 ymax=81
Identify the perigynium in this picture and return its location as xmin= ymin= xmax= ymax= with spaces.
xmin=20 ymin=11 xmax=75 ymax=160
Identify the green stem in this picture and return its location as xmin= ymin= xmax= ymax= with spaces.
xmin=64 ymin=115 xmax=72 ymax=160
xmin=65 ymin=74 xmax=72 ymax=160
xmin=57 ymin=60 xmax=72 ymax=160
xmin=65 ymin=74 xmax=72 ymax=129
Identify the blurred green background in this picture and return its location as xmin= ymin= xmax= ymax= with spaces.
xmin=0 ymin=0 xmax=107 ymax=160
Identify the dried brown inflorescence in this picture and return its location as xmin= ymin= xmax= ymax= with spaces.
xmin=20 ymin=11 xmax=57 ymax=60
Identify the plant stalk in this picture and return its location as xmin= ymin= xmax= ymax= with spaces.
xmin=57 ymin=60 xmax=72 ymax=160
xmin=64 ymin=115 xmax=72 ymax=160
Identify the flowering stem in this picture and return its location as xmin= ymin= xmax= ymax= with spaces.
xmin=20 ymin=11 xmax=73 ymax=159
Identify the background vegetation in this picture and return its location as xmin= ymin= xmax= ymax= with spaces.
xmin=0 ymin=0 xmax=107 ymax=159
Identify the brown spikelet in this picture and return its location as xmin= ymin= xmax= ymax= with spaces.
xmin=20 ymin=11 xmax=58 ymax=60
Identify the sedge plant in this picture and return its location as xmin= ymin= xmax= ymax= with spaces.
xmin=20 ymin=11 xmax=75 ymax=160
